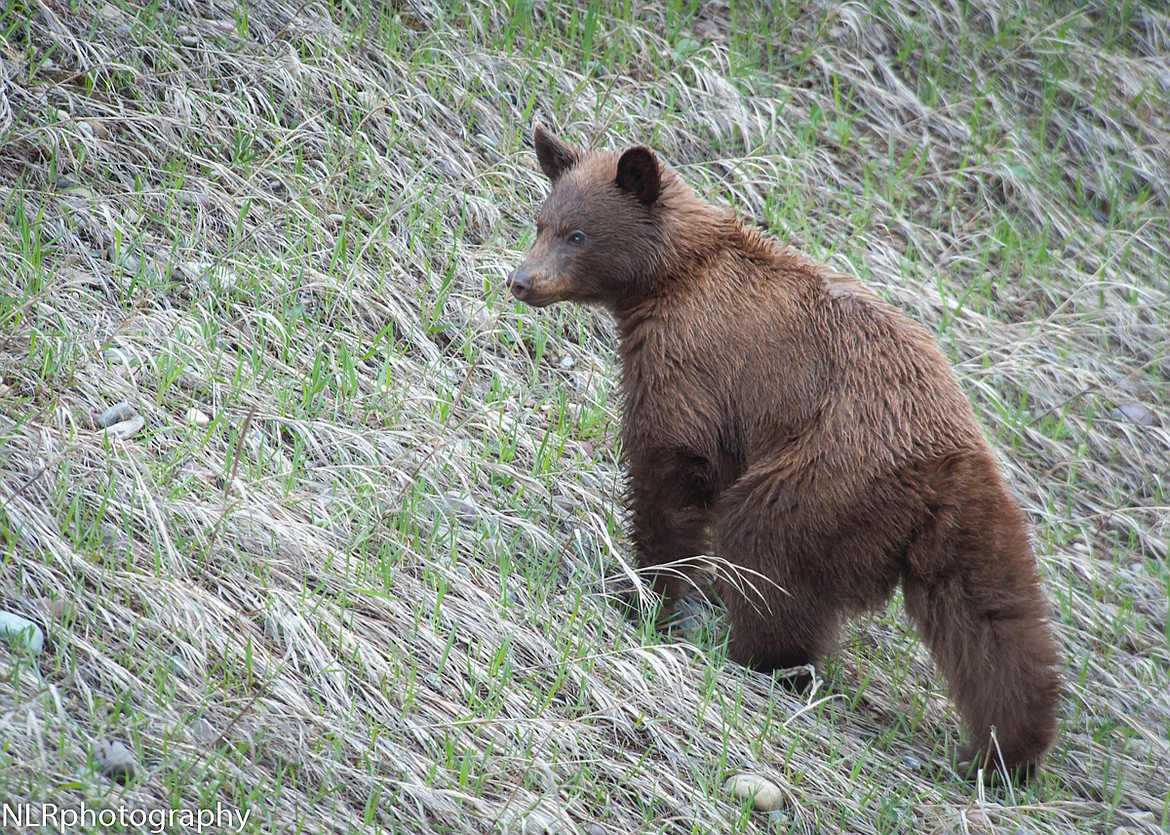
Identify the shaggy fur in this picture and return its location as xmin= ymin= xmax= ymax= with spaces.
xmin=509 ymin=125 xmax=1061 ymax=777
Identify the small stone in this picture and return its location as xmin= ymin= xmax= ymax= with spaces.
xmin=102 ymin=415 xmax=145 ymax=440
xmin=582 ymin=826 xmax=607 ymax=835
xmin=768 ymin=809 xmax=792 ymax=828
xmin=1112 ymin=402 xmax=1158 ymax=427
xmin=55 ymin=109 xmax=70 ymax=123
xmin=965 ymin=809 xmax=988 ymax=827
xmin=724 ymin=773 xmax=786 ymax=811
xmin=190 ymin=717 xmax=216 ymax=746
xmin=98 ymin=401 xmax=137 ymax=427
xmin=46 ymin=598 xmax=73 ymax=622
xmin=557 ymin=355 xmax=575 ymax=370
xmin=177 ymin=28 xmax=198 ymax=47
xmin=83 ymin=119 xmax=110 ymax=140
xmin=901 ymin=752 xmax=923 ymax=770
xmin=0 ymin=610 xmax=45 ymax=654
xmin=101 ymin=348 xmax=137 ymax=376
xmin=186 ymin=407 xmax=211 ymax=427
xmin=442 ymin=492 xmax=479 ymax=526
xmin=94 ymin=739 xmax=137 ymax=784
xmin=209 ymin=266 xmax=238 ymax=290
xmin=117 ymin=250 xmax=142 ymax=273
xmin=99 ymin=4 xmax=125 ymax=23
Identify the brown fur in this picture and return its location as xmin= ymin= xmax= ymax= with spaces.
xmin=509 ymin=125 xmax=1061 ymax=777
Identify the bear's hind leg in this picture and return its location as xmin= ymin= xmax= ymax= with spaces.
xmin=717 ymin=574 xmax=838 ymax=675
xmin=712 ymin=474 xmax=841 ymax=676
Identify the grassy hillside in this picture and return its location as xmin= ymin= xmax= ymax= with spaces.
xmin=1 ymin=0 xmax=1167 ymax=832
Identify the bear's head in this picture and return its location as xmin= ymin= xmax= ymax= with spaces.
xmin=508 ymin=125 xmax=664 ymax=312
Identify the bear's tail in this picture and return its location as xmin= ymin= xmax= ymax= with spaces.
xmin=902 ymin=454 xmax=1061 ymax=779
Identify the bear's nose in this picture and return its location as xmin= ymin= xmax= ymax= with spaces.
xmin=508 ymin=265 xmax=532 ymax=299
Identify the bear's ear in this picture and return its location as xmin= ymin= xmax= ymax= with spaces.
xmin=533 ymin=124 xmax=581 ymax=183
xmin=616 ymin=146 xmax=661 ymax=206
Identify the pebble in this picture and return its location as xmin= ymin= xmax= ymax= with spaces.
xmin=0 ymin=610 xmax=45 ymax=654
xmin=98 ymin=4 xmax=125 ymax=24
xmin=1112 ymin=402 xmax=1159 ymax=427
xmin=442 ymin=491 xmax=480 ymax=526
xmin=102 ymin=415 xmax=146 ymax=440
xmin=768 ymin=809 xmax=792 ymax=828
xmin=118 ymin=250 xmax=142 ymax=273
xmin=723 ymin=773 xmax=786 ymax=811
xmin=186 ymin=407 xmax=211 ymax=427
xmin=557 ymin=355 xmax=575 ymax=370
xmin=46 ymin=598 xmax=73 ymax=622
xmin=101 ymin=348 xmax=136 ymax=371
xmin=94 ymin=739 xmax=137 ymax=784
xmin=190 ymin=717 xmax=216 ymax=747
xmin=901 ymin=751 xmax=923 ymax=770
xmin=98 ymin=401 xmax=137 ymax=427
xmin=83 ymin=119 xmax=110 ymax=140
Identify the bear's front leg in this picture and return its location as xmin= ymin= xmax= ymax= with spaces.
xmin=625 ymin=445 xmax=719 ymax=621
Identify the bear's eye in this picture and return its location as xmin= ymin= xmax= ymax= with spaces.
xmin=567 ymin=230 xmax=586 ymax=246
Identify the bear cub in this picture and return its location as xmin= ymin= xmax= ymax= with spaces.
xmin=509 ymin=125 xmax=1061 ymax=778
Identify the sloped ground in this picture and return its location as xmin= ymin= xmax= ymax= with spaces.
xmin=1 ymin=1 xmax=1167 ymax=832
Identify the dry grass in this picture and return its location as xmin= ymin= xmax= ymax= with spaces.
xmin=1 ymin=0 xmax=1167 ymax=833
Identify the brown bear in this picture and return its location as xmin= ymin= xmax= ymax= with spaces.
xmin=508 ymin=125 xmax=1061 ymax=778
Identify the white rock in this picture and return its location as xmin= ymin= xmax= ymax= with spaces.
xmin=0 ymin=610 xmax=44 ymax=654
xmin=94 ymin=739 xmax=137 ymax=784
xmin=186 ymin=407 xmax=211 ymax=427
xmin=723 ymin=773 xmax=786 ymax=811
xmin=102 ymin=415 xmax=146 ymax=440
